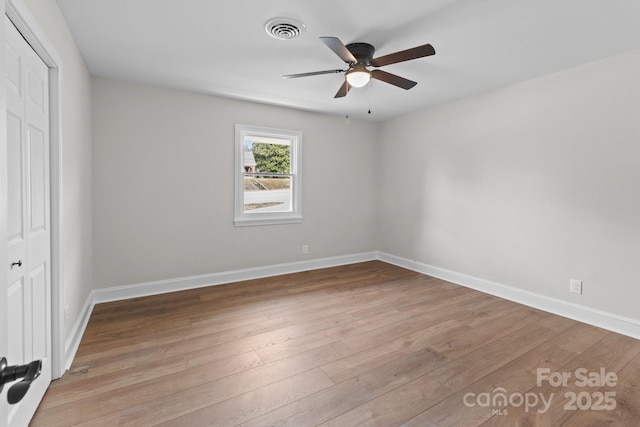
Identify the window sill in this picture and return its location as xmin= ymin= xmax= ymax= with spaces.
xmin=234 ymin=215 xmax=303 ymax=227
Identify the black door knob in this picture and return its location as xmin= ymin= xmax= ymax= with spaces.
xmin=0 ymin=357 xmax=42 ymax=404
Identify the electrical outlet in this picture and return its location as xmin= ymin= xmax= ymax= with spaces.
xmin=570 ymin=279 xmax=582 ymax=295
xmin=302 ymin=244 xmax=309 ymax=254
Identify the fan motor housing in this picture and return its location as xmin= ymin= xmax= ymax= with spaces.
xmin=345 ymin=42 xmax=375 ymax=64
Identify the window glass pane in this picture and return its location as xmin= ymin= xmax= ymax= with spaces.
xmin=244 ymin=176 xmax=291 ymax=212
xmin=244 ymin=139 xmax=291 ymax=174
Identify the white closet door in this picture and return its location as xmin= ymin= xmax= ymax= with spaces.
xmin=2 ymin=15 xmax=51 ymax=427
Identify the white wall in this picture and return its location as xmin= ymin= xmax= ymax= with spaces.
xmin=378 ymin=49 xmax=640 ymax=321
xmin=92 ymin=78 xmax=378 ymax=289
xmin=18 ymin=0 xmax=94 ymax=344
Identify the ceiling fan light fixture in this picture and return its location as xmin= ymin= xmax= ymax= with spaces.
xmin=346 ymin=66 xmax=370 ymax=88
xmin=283 ymin=36 xmax=434 ymax=98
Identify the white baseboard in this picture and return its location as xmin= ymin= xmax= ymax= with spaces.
xmin=64 ymin=292 xmax=95 ymax=370
xmin=92 ymin=252 xmax=379 ymax=304
xmin=377 ymin=252 xmax=640 ymax=340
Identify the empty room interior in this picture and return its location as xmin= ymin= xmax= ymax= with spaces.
xmin=2 ymin=0 xmax=640 ymax=426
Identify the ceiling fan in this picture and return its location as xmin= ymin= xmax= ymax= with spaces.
xmin=283 ymin=37 xmax=436 ymax=98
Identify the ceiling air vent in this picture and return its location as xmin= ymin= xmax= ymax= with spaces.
xmin=265 ymin=18 xmax=306 ymax=40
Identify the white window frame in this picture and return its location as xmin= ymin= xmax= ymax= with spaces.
xmin=234 ymin=124 xmax=302 ymax=226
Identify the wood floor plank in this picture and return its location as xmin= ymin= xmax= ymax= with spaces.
xmin=156 ymin=369 xmax=334 ymax=426
xmin=428 ymin=315 xmax=576 ymax=393
xmin=429 ymin=307 xmax=548 ymax=360
xmin=320 ymin=319 xmax=468 ymax=384
xmin=30 ymin=261 xmax=640 ymax=427
xmin=72 ymin=413 xmax=120 ymax=427
xmin=319 ymin=373 xmax=449 ymax=427
xmin=240 ymin=347 xmax=449 ymax=427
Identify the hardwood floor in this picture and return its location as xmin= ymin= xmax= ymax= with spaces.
xmin=31 ymin=261 xmax=640 ymax=426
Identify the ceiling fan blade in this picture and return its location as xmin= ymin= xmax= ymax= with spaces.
xmin=334 ymin=81 xmax=351 ymax=98
xmin=320 ymin=37 xmax=357 ymax=64
xmin=371 ymin=70 xmax=417 ymax=90
xmin=370 ymin=43 xmax=435 ymax=67
xmin=283 ymin=69 xmax=345 ymax=79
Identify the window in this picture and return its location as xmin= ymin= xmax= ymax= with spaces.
xmin=234 ymin=124 xmax=302 ymax=226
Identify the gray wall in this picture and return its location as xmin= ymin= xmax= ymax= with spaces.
xmin=377 ymin=49 xmax=640 ymax=321
xmin=22 ymin=0 xmax=94 ymax=341
xmin=92 ymin=78 xmax=378 ymax=289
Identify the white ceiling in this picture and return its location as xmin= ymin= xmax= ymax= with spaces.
xmin=56 ymin=0 xmax=640 ymax=121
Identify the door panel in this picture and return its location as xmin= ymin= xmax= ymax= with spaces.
xmin=27 ymin=67 xmax=44 ymax=109
xmin=6 ymin=112 xmax=23 ymax=246
xmin=4 ymin=37 xmax=20 ymax=90
xmin=31 ymin=263 xmax=48 ymax=361
xmin=29 ymin=127 xmax=46 ymax=232
xmin=7 ymin=280 xmax=24 ymax=364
